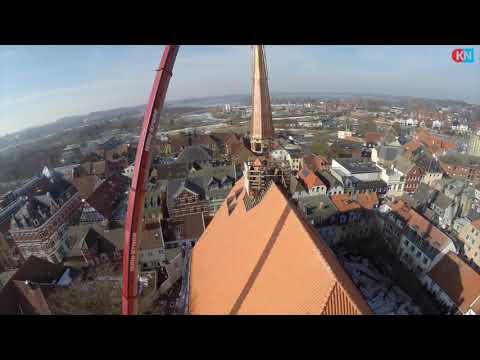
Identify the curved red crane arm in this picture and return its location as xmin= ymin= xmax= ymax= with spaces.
xmin=122 ymin=45 xmax=180 ymax=315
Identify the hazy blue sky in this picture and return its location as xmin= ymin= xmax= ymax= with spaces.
xmin=0 ymin=45 xmax=479 ymax=135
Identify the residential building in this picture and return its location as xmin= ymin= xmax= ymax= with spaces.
xmin=431 ymin=178 xmax=475 ymax=218
xmin=393 ymin=157 xmax=424 ymax=193
xmin=413 ymin=128 xmax=456 ymax=156
xmin=175 ymin=145 xmax=213 ymax=168
xmin=185 ymin=164 xmax=241 ymax=215
xmin=378 ymin=164 xmax=405 ymax=197
xmin=0 ymin=256 xmax=67 ymax=314
xmin=61 ymin=144 xmax=82 ymax=165
xmin=95 ymin=137 xmax=129 ymax=161
xmin=455 ymin=218 xmax=480 ymax=269
xmin=0 ymin=226 xmax=13 ymax=271
xmin=290 ymin=167 xmax=327 ymax=199
xmin=105 ymin=157 xmax=129 ymax=178
xmin=318 ymin=170 xmax=344 ymax=196
xmin=10 ymin=173 xmax=82 ymax=263
xmin=153 ymin=162 xmax=189 ymax=181
xmin=80 ymin=160 xmax=106 ymax=179
xmin=166 ymin=179 xmax=211 ymax=219
xmin=382 ymin=201 xmax=457 ymax=277
xmin=70 ymin=174 xmax=102 ymax=201
xmin=337 ymin=130 xmax=352 ymax=139
xmin=143 ymin=181 xmax=167 ymax=225
xmin=364 ymin=132 xmax=384 ymax=148
xmin=303 ymin=193 xmax=379 ymax=246
xmin=440 ymin=154 xmax=480 ymax=182
xmin=410 ymin=183 xmax=458 ymax=229
xmin=78 ymin=174 xmax=130 ymax=225
xmin=371 ymin=144 xmax=404 ymax=165
xmin=303 ymin=154 xmax=330 ymax=172
xmin=421 ymin=252 xmax=480 ymax=315
xmin=468 ymin=134 xmax=480 ymax=156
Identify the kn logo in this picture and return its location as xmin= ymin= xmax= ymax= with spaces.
xmin=451 ymin=48 xmax=475 ymax=63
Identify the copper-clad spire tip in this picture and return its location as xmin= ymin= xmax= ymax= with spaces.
xmin=250 ymin=45 xmax=274 ymax=154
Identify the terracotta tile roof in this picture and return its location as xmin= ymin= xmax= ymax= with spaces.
xmin=229 ymin=142 xmax=256 ymax=164
xmin=303 ymin=154 xmax=330 ymax=172
xmin=407 ymin=210 xmax=452 ymax=252
xmin=330 ymin=195 xmax=361 ymax=213
xmin=330 ymin=193 xmax=377 ymax=213
xmin=414 ymin=129 xmax=456 ymax=154
xmin=388 ymin=200 xmax=412 ymax=221
xmin=356 ymin=192 xmax=379 ymax=209
xmin=390 ymin=201 xmax=452 ymax=253
xmin=297 ymin=167 xmax=325 ymax=190
xmin=472 ymin=219 xmax=480 ymax=231
xmin=364 ymin=132 xmax=383 ymax=144
xmin=189 ymin=180 xmax=371 ymax=315
xmin=403 ymin=140 xmax=423 ymax=153
xmin=344 ymin=136 xmax=365 ymax=144
xmin=428 ymin=252 xmax=480 ymax=314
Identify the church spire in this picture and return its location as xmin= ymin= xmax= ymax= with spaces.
xmin=250 ymin=45 xmax=274 ymax=154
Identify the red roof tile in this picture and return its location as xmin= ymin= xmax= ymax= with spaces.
xmin=330 ymin=193 xmax=378 ymax=213
xmin=297 ymin=167 xmax=325 ymax=190
xmin=390 ymin=201 xmax=452 ymax=253
xmin=303 ymin=154 xmax=330 ymax=172
xmin=364 ymin=132 xmax=383 ymax=144
xmin=472 ymin=219 xmax=480 ymax=231
xmin=428 ymin=252 xmax=480 ymax=314
xmin=189 ymin=180 xmax=371 ymax=315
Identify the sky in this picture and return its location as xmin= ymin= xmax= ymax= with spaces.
xmin=0 ymin=45 xmax=479 ymax=135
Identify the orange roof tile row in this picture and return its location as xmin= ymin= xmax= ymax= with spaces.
xmin=389 ymin=200 xmax=451 ymax=252
xmin=364 ymin=132 xmax=383 ymax=144
xmin=413 ymin=129 xmax=456 ymax=154
xmin=403 ymin=140 xmax=423 ymax=153
xmin=189 ymin=179 xmax=371 ymax=315
xmin=388 ymin=200 xmax=412 ymax=222
xmin=297 ymin=167 xmax=325 ymax=189
xmin=471 ymin=219 xmax=480 ymax=231
xmin=344 ymin=136 xmax=365 ymax=144
xmin=428 ymin=252 xmax=480 ymax=314
xmin=330 ymin=193 xmax=379 ymax=213
xmin=303 ymin=154 xmax=330 ymax=172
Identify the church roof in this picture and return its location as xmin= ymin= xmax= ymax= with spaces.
xmin=189 ymin=179 xmax=371 ymax=315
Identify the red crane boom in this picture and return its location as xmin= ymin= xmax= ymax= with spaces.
xmin=122 ymin=45 xmax=180 ymax=315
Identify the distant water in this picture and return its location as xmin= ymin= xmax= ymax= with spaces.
xmin=180 ymin=112 xmax=222 ymax=122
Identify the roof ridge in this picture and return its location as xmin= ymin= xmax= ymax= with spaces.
xmin=274 ymin=185 xmax=370 ymax=314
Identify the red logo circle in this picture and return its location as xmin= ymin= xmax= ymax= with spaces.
xmin=451 ymin=48 xmax=464 ymax=63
